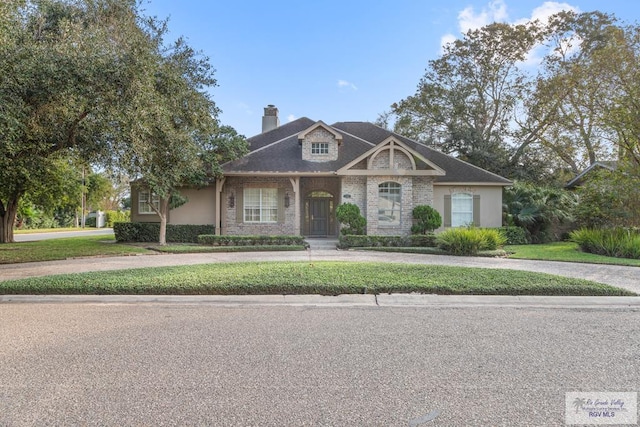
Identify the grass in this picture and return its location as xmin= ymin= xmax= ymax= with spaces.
xmin=506 ymin=242 xmax=640 ymax=267
xmin=13 ymin=227 xmax=87 ymax=234
xmin=0 ymin=235 xmax=152 ymax=264
xmin=0 ymin=261 xmax=633 ymax=296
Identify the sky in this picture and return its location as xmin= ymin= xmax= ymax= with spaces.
xmin=141 ymin=0 xmax=640 ymax=138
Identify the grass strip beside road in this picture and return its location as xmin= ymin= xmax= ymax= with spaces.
xmin=0 ymin=235 xmax=152 ymax=264
xmin=0 ymin=261 xmax=633 ymax=296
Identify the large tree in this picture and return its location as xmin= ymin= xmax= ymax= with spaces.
xmin=0 ymin=0 xmax=156 ymax=242
xmin=389 ymin=11 xmax=638 ymax=184
xmin=123 ymin=38 xmax=247 ymax=245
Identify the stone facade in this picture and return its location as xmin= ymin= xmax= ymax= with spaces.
xmin=301 ymin=128 xmax=339 ymax=162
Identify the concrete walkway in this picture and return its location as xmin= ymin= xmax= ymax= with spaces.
xmin=1 ymin=240 xmax=639 ymax=294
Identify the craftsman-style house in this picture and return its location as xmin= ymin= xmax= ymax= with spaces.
xmin=131 ymin=105 xmax=511 ymax=236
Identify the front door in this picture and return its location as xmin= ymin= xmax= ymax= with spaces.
xmin=310 ymin=198 xmax=329 ymax=236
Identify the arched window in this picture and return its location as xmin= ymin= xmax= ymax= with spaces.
xmin=378 ymin=182 xmax=401 ymax=226
xmin=451 ymin=193 xmax=473 ymax=227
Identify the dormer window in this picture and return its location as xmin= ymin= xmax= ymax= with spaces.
xmin=312 ymin=143 xmax=329 ymax=155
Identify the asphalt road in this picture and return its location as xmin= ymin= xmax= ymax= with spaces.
xmin=1 ymin=300 xmax=638 ymax=426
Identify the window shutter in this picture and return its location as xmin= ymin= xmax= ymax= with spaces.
xmin=444 ymin=195 xmax=451 ymax=227
xmin=278 ymin=188 xmax=285 ymax=223
xmin=473 ymin=194 xmax=481 ymax=226
xmin=236 ymin=188 xmax=244 ymax=223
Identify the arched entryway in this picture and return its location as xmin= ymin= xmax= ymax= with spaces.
xmin=303 ymin=191 xmax=336 ymax=237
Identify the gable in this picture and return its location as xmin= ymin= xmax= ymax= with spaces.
xmin=336 ymin=137 xmax=445 ymax=176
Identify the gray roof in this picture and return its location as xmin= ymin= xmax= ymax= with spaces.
xmin=565 ymin=161 xmax=618 ymax=188
xmin=223 ymin=119 xmax=512 ymax=185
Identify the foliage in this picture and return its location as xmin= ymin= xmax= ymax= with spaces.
xmin=570 ymin=228 xmax=640 ymax=260
xmin=338 ymin=234 xmax=437 ymax=249
xmin=335 ymin=203 xmax=366 ymax=235
xmin=0 ymin=0 xmax=155 ymax=242
xmin=411 ymin=205 xmax=442 ymax=234
xmin=105 ymin=210 xmax=130 ymax=228
xmin=113 ymin=223 xmax=214 ymax=243
xmin=436 ymin=228 xmax=506 ymax=256
xmin=573 ymin=166 xmax=640 ymax=228
xmin=388 ymin=11 xmax=640 ymax=185
xmin=1 ymin=262 xmax=631 ymax=296
xmin=503 ymin=182 xmax=577 ymax=243
xmin=0 ymin=0 xmax=246 ymax=244
xmin=498 ymin=226 xmax=530 ymax=245
xmin=198 ymin=235 xmax=306 ymax=246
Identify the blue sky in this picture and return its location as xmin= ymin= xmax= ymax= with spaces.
xmin=141 ymin=0 xmax=640 ymax=137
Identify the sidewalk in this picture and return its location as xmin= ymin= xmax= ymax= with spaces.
xmin=1 ymin=246 xmax=640 ymax=294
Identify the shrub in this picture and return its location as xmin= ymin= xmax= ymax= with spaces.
xmin=105 ymin=210 xmax=130 ymax=227
xmin=411 ymin=205 xmax=442 ymax=234
xmin=198 ymin=235 xmax=306 ymax=246
xmin=498 ymin=226 xmax=529 ymax=245
xmin=570 ymin=227 xmax=640 ymax=259
xmin=338 ymin=234 xmax=437 ymax=249
xmin=436 ymin=227 xmax=506 ymax=256
xmin=336 ymin=203 xmax=366 ymax=235
xmin=84 ymin=216 xmax=97 ymax=228
xmin=114 ymin=223 xmax=215 ymax=243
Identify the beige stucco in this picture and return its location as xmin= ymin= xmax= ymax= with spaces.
xmin=169 ymin=187 xmax=216 ymax=225
xmin=433 ymin=184 xmax=504 ymax=230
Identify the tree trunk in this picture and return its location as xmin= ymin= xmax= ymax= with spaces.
xmin=158 ymin=198 xmax=169 ymax=246
xmin=0 ymin=197 xmax=20 ymax=244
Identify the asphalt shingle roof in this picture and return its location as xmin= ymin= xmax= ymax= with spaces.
xmin=223 ymin=119 xmax=512 ymax=185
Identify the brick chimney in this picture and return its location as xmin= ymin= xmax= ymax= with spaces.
xmin=262 ymin=104 xmax=280 ymax=133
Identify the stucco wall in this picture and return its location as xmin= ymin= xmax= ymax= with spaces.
xmin=433 ymin=185 xmax=504 ymax=230
xmin=169 ymin=187 xmax=216 ymax=225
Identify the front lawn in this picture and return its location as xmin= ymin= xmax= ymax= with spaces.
xmin=506 ymin=242 xmax=640 ymax=267
xmin=0 ymin=235 xmax=152 ymax=264
xmin=0 ymin=261 xmax=633 ymax=296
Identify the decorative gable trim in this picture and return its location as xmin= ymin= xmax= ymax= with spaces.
xmin=297 ymin=121 xmax=343 ymax=144
xmin=336 ymin=136 xmax=446 ymax=176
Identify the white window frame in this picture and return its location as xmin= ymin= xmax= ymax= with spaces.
xmin=138 ymin=190 xmax=159 ymax=214
xmin=311 ymin=142 xmax=329 ymax=155
xmin=244 ymin=188 xmax=278 ymax=223
xmin=451 ymin=192 xmax=473 ymax=227
xmin=378 ymin=182 xmax=401 ymax=226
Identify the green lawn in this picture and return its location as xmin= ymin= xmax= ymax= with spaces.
xmin=0 ymin=261 xmax=633 ymax=296
xmin=506 ymin=242 xmax=640 ymax=267
xmin=0 ymin=235 xmax=152 ymax=264
xmin=14 ymin=227 xmax=86 ymax=234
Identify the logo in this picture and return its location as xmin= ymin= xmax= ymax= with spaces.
xmin=566 ymin=392 xmax=637 ymax=425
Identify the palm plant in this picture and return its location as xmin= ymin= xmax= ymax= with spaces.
xmin=503 ymin=182 xmax=577 ymax=243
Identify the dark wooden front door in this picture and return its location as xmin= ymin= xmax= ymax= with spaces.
xmin=310 ymin=199 xmax=329 ymax=236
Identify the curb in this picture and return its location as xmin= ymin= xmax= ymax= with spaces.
xmin=1 ymin=294 xmax=639 ymax=307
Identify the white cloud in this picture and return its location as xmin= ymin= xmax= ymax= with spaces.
xmin=442 ymin=1 xmax=582 ymax=65
xmin=440 ymin=33 xmax=457 ymax=53
xmin=287 ymin=114 xmax=297 ymax=122
xmin=458 ymin=0 xmax=508 ymax=33
xmin=338 ymin=79 xmax=358 ymax=91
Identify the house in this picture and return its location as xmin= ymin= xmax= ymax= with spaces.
xmin=131 ymin=105 xmax=512 ymax=237
xmin=565 ymin=161 xmax=618 ymax=189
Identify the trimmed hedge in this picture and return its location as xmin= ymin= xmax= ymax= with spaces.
xmin=114 ymin=223 xmax=215 ymax=243
xmin=198 ymin=235 xmax=306 ymax=246
xmin=338 ymin=234 xmax=437 ymax=249
xmin=498 ymin=226 xmax=530 ymax=245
